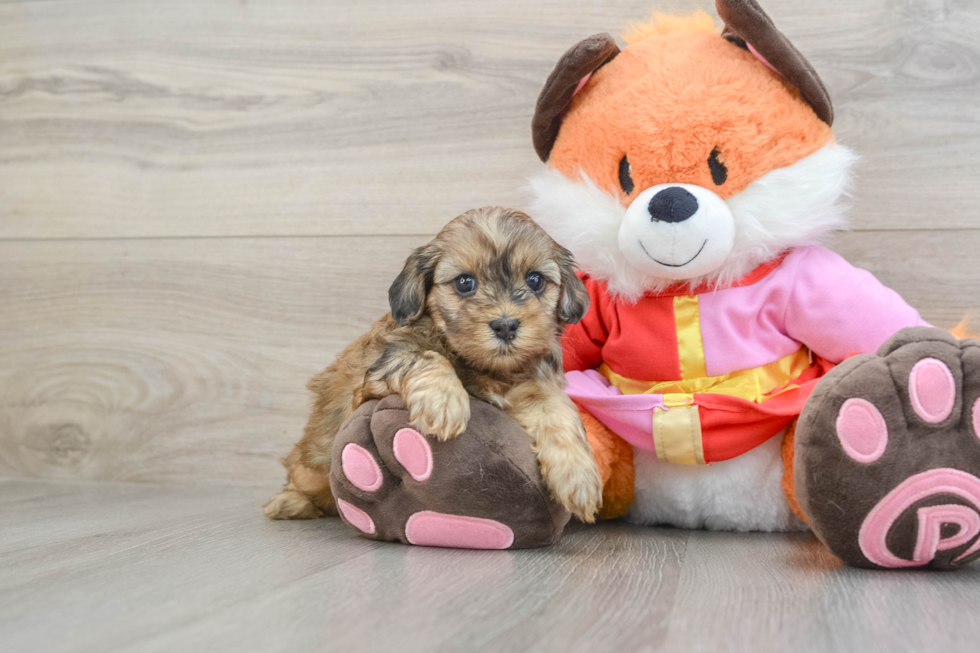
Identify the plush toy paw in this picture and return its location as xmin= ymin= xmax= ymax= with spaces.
xmin=796 ymin=327 xmax=980 ymax=569
xmin=329 ymin=395 xmax=570 ymax=549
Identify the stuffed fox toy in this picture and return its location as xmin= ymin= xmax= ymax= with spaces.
xmin=327 ymin=0 xmax=980 ymax=569
xmin=526 ymin=0 xmax=980 ymax=569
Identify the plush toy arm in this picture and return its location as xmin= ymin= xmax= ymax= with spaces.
xmin=563 ymin=322 xmax=604 ymax=371
xmin=578 ymin=406 xmax=634 ymax=519
xmin=560 ymin=275 xmax=633 ymax=516
xmin=562 ymin=273 xmax=610 ymax=371
xmin=784 ymin=247 xmax=930 ymax=363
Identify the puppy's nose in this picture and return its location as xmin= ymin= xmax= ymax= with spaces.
xmin=648 ymin=187 xmax=698 ymax=223
xmin=490 ymin=318 xmax=520 ymax=343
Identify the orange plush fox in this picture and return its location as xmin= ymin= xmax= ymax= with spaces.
xmin=527 ymin=0 xmax=980 ymax=569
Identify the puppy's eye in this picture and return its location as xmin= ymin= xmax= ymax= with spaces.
xmin=618 ymin=155 xmax=634 ymax=195
xmin=526 ymin=272 xmax=546 ymax=293
xmin=708 ymin=148 xmax=727 ymax=186
xmin=453 ymin=274 xmax=477 ymax=295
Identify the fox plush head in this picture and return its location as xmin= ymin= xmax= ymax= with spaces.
xmin=527 ymin=0 xmax=857 ymax=301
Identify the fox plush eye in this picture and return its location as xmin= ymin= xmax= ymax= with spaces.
xmin=526 ymin=271 xmax=546 ymax=293
xmin=618 ymin=155 xmax=634 ymax=195
xmin=453 ymin=274 xmax=477 ymax=295
xmin=708 ymin=148 xmax=727 ymax=186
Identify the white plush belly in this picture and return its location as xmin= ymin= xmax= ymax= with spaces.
xmin=626 ymin=432 xmax=807 ymax=532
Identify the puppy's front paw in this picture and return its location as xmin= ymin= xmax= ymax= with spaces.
xmin=406 ymin=378 xmax=471 ymax=442
xmin=540 ymin=448 xmax=603 ymax=523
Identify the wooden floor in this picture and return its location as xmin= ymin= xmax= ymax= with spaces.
xmin=1 ymin=477 xmax=978 ymax=653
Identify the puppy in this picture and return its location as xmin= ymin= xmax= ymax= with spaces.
xmin=263 ymin=206 xmax=604 ymax=522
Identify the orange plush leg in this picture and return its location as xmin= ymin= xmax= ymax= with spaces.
xmin=780 ymin=419 xmax=809 ymax=525
xmin=950 ymin=317 xmax=979 ymax=340
xmin=579 ymin=407 xmax=634 ymax=519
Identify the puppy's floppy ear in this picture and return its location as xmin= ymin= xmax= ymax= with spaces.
xmin=388 ymin=242 xmax=439 ymax=325
xmin=554 ymin=245 xmax=590 ymax=324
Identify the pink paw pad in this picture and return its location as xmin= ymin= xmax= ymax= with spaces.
xmin=859 ymin=468 xmax=980 ymax=567
xmin=393 ymin=428 xmax=433 ymax=481
xmin=337 ymin=499 xmax=376 ymax=535
xmin=909 ymin=358 xmax=956 ymax=424
xmin=405 ymin=511 xmax=514 ymax=549
xmin=341 ymin=443 xmax=383 ymax=492
xmin=836 ymin=398 xmax=888 ymax=463
xmin=972 ymin=398 xmax=980 ymax=439
xmin=914 ymin=505 xmax=980 ymax=562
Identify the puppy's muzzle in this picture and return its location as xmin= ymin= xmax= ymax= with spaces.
xmin=490 ymin=318 xmax=520 ymax=343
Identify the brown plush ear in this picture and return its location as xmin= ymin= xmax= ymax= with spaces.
xmin=554 ymin=245 xmax=590 ymax=325
xmin=532 ymin=33 xmax=620 ymax=162
xmin=388 ymin=243 xmax=439 ymax=325
xmin=716 ymin=0 xmax=833 ymax=126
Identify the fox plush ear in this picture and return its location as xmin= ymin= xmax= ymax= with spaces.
xmin=532 ymin=33 xmax=620 ymax=162
xmin=388 ymin=243 xmax=439 ymax=325
xmin=716 ymin=0 xmax=834 ymax=125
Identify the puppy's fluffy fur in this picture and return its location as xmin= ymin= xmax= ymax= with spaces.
xmin=264 ymin=207 xmax=603 ymax=522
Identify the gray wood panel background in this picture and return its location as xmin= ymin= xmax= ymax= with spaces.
xmin=2 ymin=0 xmax=980 ymax=488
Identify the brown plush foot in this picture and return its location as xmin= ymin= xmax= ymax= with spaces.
xmin=329 ymin=395 xmax=570 ymax=549
xmin=796 ymin=327 xmax=980 ymax=569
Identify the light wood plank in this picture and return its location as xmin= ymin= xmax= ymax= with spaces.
xmin=1 ymin=0 xmax=978 ymax=238
xmin=0 ymin=478 xmax=268 ymax=556
xmin=0 ymin=480 xmax=383 ymax=653
xmin=0 ymin=480 xmax=687 ymax=653
xmin=662 ymin=530 xmax=980 ymax=653
xmin=0 ymin=235 xmax=427 ymax=486
xmin=133 ymin=521 xmax=688 ymax=653
xmin=1 ymin=232 xmax=978 ymax=486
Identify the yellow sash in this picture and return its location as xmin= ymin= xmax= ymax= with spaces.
xmin=599 ymin=346 xmax=812 ymax=402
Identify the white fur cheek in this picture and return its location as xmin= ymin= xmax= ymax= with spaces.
xmin=723 ymin=143 xmax=858 ymax=274
xmin=625 ymin=433 xmax=808 ymax=532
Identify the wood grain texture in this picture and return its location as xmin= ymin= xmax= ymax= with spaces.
xmin=1 ymin=231 xmax=978 ymax=486
xmin=1 ymin=0 xmax=979 ymax=237
xmin=0 ymin=235 xmax=425 ymax=485
xmin=2 ymin=0 xmax=978 ymax=485
xmin=3 ymin=479 xmax=980 ymax=653
xmin=662 ymin=529 xmax=980 ymax=653
xmin=136 ymin=521 xmax=687 ymax=653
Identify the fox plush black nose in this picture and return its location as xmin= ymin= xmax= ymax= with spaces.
xmin=648 ymin=187 xmax=698 ymax=223
xmin=490 ymin=318 xmax=520 ymax=343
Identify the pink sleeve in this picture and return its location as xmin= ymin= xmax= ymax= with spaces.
xmin=784 ymin=247 xmax=930 ymax=363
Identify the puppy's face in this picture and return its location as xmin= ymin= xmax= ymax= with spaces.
xmin=388 ymin=207 xmax=589 ymax=374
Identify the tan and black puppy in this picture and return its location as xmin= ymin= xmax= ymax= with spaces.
xmin=264 ymin=206 xmax=603 ymax=522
